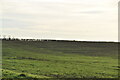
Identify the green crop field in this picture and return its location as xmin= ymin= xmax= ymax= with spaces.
xmin=2 ymin=40 xmax=119 ymax=79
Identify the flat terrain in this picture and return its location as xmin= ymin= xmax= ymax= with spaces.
xmin=2 ymin=40 xmax=119 ymax=78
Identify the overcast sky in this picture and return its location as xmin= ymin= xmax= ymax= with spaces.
xmin=0 ymin=0 xmax=119 ymax=41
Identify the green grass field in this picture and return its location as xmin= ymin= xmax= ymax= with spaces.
xmin=2 ymin=40 xmax=119 ymax=79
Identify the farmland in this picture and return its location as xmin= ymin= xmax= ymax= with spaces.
xmin=2 ymin=40 xmax=119 ymax=79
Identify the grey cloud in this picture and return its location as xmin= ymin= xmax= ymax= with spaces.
xmin=2 ymin=18 xmax=36 ymax=28
xmin=77 ymin=11 xmax=104 ymax=14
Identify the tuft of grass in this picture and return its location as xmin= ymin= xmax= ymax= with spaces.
xmin=2 ymin=69 xmax=50 ymax=78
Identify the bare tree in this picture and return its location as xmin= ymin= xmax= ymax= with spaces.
xmin=3 ymin=35 xmax=6 ymax=40
xmin=8 ymin=35 xmax=11 ymax=40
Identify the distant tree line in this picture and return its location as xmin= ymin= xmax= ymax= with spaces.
xmin=0 ymin=35 xmax=76 ymax=42
xmin=1 ymin=35 xmax=113 ymax=43
xmin=0 ymin=35 xmax=19 ymax=41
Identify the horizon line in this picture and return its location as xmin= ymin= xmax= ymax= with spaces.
xmin=1 ymin=37 xmax=118 ymax=42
